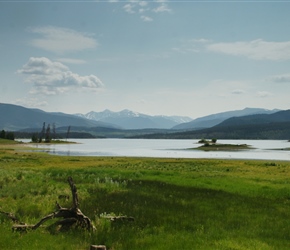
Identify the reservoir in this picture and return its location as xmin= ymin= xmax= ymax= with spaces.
xmin=23 ymin=139 xmax=290 ymax=161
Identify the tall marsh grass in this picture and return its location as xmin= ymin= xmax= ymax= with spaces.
xmin=0 ymin=146 xmax=290 ymax=249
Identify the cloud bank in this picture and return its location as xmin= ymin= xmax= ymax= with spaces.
xmin=174 ymin=38 xmax=290 ymax=61
xmin=207 ymin=39 xmax=290 ymax=61
xmin=18 ymin=57 xmax=103 ymax=95
xmin=122 ymin=0 xmax=172 ymax=22
xmin=28 ymin=26 xmax=97 ymax=54
xmin=269 ymin=74 xmax=290 ymax=83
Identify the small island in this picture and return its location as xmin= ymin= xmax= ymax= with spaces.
xmin=29 ymin=139 xmax=77 ymax=144
xmin=192 ymin=138 xmax=253 ymax=151
xmin=271 ymin=147 xmax=290 ymax=151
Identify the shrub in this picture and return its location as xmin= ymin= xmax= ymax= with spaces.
xmin=31 ymin=134 xmax=39 ymax=143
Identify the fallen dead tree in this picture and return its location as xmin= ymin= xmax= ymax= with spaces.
xmin=101 ymin=215 xmax=135 ymax=222
xmin=0 ymin=210 xmax=22 ymax=224
xmin=1 ymin=177 xmax=95 ymax=232
xmin=1 ymin=176 xmax=134 ymax=233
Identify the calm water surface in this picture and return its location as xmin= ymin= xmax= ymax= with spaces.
xmin=23 ymin=139 xmax=290 ymax=161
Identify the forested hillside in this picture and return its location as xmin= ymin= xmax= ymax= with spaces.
xmin=132 ymin=110 xmax=290 ymax=139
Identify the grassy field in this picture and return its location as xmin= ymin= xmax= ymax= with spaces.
xmin=0 ymin=141 xmax=290 ymax=249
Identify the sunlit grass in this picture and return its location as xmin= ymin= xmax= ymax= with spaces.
xmin=0 ymin=145 xmax=290 ymax=249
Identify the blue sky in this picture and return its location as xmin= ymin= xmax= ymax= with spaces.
xmin=1 ymin=0 xmax=290 ymax=119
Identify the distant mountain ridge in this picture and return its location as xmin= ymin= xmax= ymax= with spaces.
xmin=172 ymin=108 xmax=280 ymax=130
xmin=0 ymin=103 xmax=286 ymax=140
xmin=76 ymin=109 xmax=193 ymax=129
xmin=0 ymin=103 xmax=192 ymax=131
xmin=135 ymin=109 xmax=290 ymax=140
xmin=0 ymin=103 xmax=116 ymax=131
xmin=216 ymin=109 xmax=290 ymax=127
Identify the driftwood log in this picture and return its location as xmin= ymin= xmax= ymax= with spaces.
xmin=0 ymin=211 xmax=22 ymax=223
xmin=102 ymin=215 xmax=135 ymax=222
xmin=1 ymin=177 xmax=95 ymax=232
xmin=90 ymin=245 xmax=107 ymax=250
xmin=1 ymin=176 xmax=134 ymax=234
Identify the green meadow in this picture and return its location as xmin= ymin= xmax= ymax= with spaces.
xmin=0 ymin=140 xmax=290 ymax=249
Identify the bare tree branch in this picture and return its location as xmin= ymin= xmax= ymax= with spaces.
xmin=68 ymin=176 xmax=79 ymax=211
xmin=0 ymin=210 xmax=21 ymax=223
xmin=4 ymin=176 xmax=133 ymax=234
xmin=10 ymin=177 xmax=95 ymax=232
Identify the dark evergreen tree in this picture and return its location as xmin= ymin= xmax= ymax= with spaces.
xmin=40 ymin=122 xmax=46 ymax=142
xmin=6 ymin=132 xmax=15 ymax=140
xmin=0 ymin=130 xmax=5 ymax=139
xmin=52 ymin=123 xmax=56 ymax=139
xmin=45 ymin=124 xmax=51 ymax=143
xmin=66 ymin=126 xmax=71 ymax=140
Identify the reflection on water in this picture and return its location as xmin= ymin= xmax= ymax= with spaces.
xmin=22 ymin=139 xmax=290 ymax=161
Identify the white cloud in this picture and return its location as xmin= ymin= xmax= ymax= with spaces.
xmin=153 ymin=3 xmax=171 ymax=13
xmin=57 ymin=58 xmax=87 ymax=65
xmin=231 ymin=89 xmax=246 ymax=95
xmin=269 ymin=74 xmax=290 ymax=83
xmin=139 ymin=8 xmax=148 ymax=13
xmin=17 ymin=57 xmax=104 ymax=95
xmin=141 ymin=15 xmax=153 ymax=22
xmin=28 ymin=26 xmax=97 ymax=54
xmin=203 ymin=79 xmax=252 ymax=99
xmin=191 ymin=38 xmax=210 ymax=44
xmin=173 ymin=38 xmax=290 ymax=61
xmin=139 ymin=1 xmax=148 ymax=7
xmin=207 ymin=39 xmax=290 ymax=61
xmin=123 ymin=4 xmax=135 ymax=13
xmin=122 ymin=1 xmax=171 ymax=21
xmin=257 ymin=91 xmax=273 ymax=98
xmin=19 ymin=57 xmax=69 ymax=75
xmin=172 ymin=38 xmax=208 ymax=54
xmin=15 ymin=97 xmax=48 ymax=108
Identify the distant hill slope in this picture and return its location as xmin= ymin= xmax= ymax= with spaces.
xmin=2 ymin=103 xmax=288 ymax=140
xmin=172 ymin=108 xmax=280 ymax=130
xmin=0 ymin=103 xmax=116 ymax=131
xmin=134 ymin=109 xmax=290 ymax=140
xmin=76 ymin=109 xmax=192 ymax=129
xmin=54 ymin=126 xmax=172 ymax=138
xmin=216 ymin=109 xmax=290 ymax=127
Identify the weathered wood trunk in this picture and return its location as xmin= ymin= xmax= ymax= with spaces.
xmin=90 ymin=245 xmax=106 ymax=250
xmin=1 ymin=176 xmax=135 ymax=248
xmin=8 ymin=176 xmax=95 ymax=232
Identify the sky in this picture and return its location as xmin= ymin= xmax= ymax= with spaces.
xmin=1 ymin=0 xmax=290 ymax=119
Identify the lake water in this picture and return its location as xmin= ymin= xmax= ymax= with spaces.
xmin=22 ymin=139 xmax=290 ymax=161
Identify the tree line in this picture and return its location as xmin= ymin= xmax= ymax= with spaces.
xmin=0 ymin=130 xmax=15 ymax=140
xmin=31 ymin=122 xmax=71 ymax=143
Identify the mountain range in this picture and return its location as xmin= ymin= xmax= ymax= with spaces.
xmin=1 ymin=103 xmax=289 ymax=139
xmin=76 ymin=109 xmax=192 ymax=129
xmin=135 ymin=109 xmax=290 ymax=140
xmin=0 ymin=103 xmax=115 ymax=131
xmin=0 ymin=103 xmax=192 ymax=131
xmin=172 ymin=108 xmax=279 ymax=130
